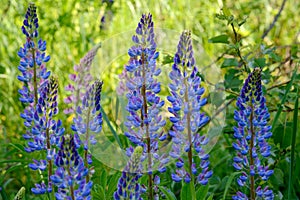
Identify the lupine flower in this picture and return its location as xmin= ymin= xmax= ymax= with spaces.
xmin=18 ymin=3 xmax=60 ymax=195
xmin=124 ymin=13 xmax=167 ymax=171
xmin=51 ymin=135 xmax=92 ymax=199
xmin=64 ymin=44 xmax=101 ymax=114
xmin=121 ymin=13 xmax=168 ymax=199
xmin=22 ymin=77 xmax=64 ymax=194
xmin=18 ymin=2 xmax=51 ymax=106
xmin=72 ymin=80 xmax=103 ymax=181
xmin=114 ymin=146 xmax=144 ymax=200
xmin=167 ymin=30 xmax=212 ymax=185
xmin=232 ymin=68 xmax=274 ymax=200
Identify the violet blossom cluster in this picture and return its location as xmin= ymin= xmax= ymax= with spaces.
xmin=18 ymin=3 xmax=64 ymax=194
xmin=18 ymin=2 xmax=50 ymax=101
xmin=18 ymin=4 xmax=104 ymax=197
xmin=51 ymin=135 xmax=92 ymax=199
xmin=114 ymin=146 xmax=145 ymax=200
xmin=168 ymin=30 xmax=212 ymax=184
xmin=72 ymin=80 xmax=103 ymax=170
xmin=64 ymin=44 xmax=101 ymax=114
xmin=123 ymin=13 xmax=168 ymax=173
xmin=232 ymin=68 xmax=274 ymax=200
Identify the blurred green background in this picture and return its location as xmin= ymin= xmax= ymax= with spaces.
xmin=0 ymin=0 xmax=299 ymax=199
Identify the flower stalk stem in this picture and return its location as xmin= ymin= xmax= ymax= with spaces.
xmin=250 ymin=100 xmax=255 ymax=200
xmin=141 ymin=52 xmax=153 ymax=200
xmin=184 ymin=66 xmax=196 ymax=200
xmin=85 ymin=108 xmax=91 ymax=183
xmin=31 ymin=47 xmax=38 ymax=105
xmin=67 ymin=161 xmax=75 ymax=200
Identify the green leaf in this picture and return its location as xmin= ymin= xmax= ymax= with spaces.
xmin=100 ymin=170 xmax=107 ymax=188
xmin=181 ymin=182 xmax=195 ymax=200
xmin=210 ymin=91 xmax=224 ymax=107
xmin=221 ymin=58 xmax=239 ymax=68
xmin=273 ymin=123 xmax=293 ymax=148
xmin=196 ymin=184 xmax=209 ymax=200
xmin=0 ymin=187 xmax=8 ymax=200
xmin=92 ymin=184 xmax=106 ymax=200
xmin=224 ymin=69 xmax=243 ymax=90
xmin=253 ymin=58 xmax=266 ymax=68
xmin=106 ymin=173 xmax=121 ymax=198
xmin=159 ymin=186 xmax=177 ymax=200
xmin=162 ymin=54 xmax=174 ymax=65
xmin=270 ymin=168 xmax=284 ymax=188
xmin=269 ymin=52 xmax=282 ymax=62
xmin=101 ymin=107 xmax=123 ymax=148
xmin=207 ymin=194 xmax=214 ymax=200
xmin=223 ymin=172 xmax=240 ymax=200
xmin=208 ymin=35 xmax=229 ymax=44
xmin=272 ymin=66 xmax=298 ymax=131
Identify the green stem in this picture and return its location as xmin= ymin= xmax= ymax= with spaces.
xmin=249 ymin=99 xmax=255 ymax=200
xmin=31 ymin=42 xmax=38 ymax=106
xmin=85 ymin=108 xmax=91 ymax=183
xmin=141 ymin=52 xmax=153 ymax=200
xmin=184 ymin=65 xmax=196 ymax=200
xmin=67 ymin=158 xmax=75 ymax=200
xmin=46 ymin=122 xmax=54 ymax=199
xmin=288 ymin=92 xmax=298 ymax=199
xmin=230 ymin=23 xmax=249 ymax=73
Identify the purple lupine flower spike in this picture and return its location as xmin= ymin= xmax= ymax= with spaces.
xmin=25 ymin=77 xmax=65 ymax=194
xmin=121 ymin=13 xmax=168 ymax=199
xmin=18 ymin=3 xmax=51 ymax=106
xmin=114 ymin=146 xmax=144 ymax=200
xmin=64 ymin=44 xmax=101 ymax=114
xmin=18 ymin=3 xmax=60 ymax=195
xmin=72 ymin=80 xmax=103 ymax=181
xmin=168 ymin=30 xmax=212 ymax=185
xmin=117 ymin=13 xmax=168 ymax=199
xmin=232 ymin=68 xmax=274 ymax=200
xmin=51 ymin=135 xmax=92 ymax=199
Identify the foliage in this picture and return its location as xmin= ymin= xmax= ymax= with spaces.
xmin=0 ymin=0 xmax=299 ymax=200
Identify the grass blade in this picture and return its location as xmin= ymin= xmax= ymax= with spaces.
xmin=222 ymin=172 xmax=240 ymax=200
xmin=288 ymin=90 xmax=298 ymax=200
xmin=101 ymin=107 xmax=123 ymax=148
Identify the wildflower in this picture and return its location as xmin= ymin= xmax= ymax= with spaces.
xmin=23 ymin=77 xmax=65 ymax=194
xmin=72 ymin=80 xmax=103 ymax=181
xmin=51 ymin=135 xmax=92 ymax=199
xmin=18 ymin=3 xmax=62 ymax=195
xmin=114 ymin=146 xmax=144 ymax=200
xmin=18 ymin=2 xmax=51 ymax=105
xmin=64 ymin=44 xmax=101 ymax=114
xmin=232 ymin=68 xmax=274 ymax=199
xmin=167 ymin=30 xmax=212 ymax=185
xmin=122 ymin=13 xmax=167 ymax=199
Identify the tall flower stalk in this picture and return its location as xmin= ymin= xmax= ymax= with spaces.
xmin=18 ymin=2 xmax=50 ymax=106
xmin=167 ymin=31 xmax=212 ymax=197
xmin=122 ymin=13 xmax=167 ymax=199
xmin=232 ymin=68 xmax=274 ymax=200
xmin=64 ymin=44 xmax=101 ymax=114
xmin=72 ymin=80 xmax=103 ymax=182
xmin=51 ymin=134 xmax=92 ymax=199
xmin=114 ymin=146 xmax=144 ymax=200
xmin=18 ymin=3 xmax=63 ymax=195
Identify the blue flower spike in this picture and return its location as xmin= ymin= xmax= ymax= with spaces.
xmin=232 ymin=68 xmax=274 ymax=200
xmin=168 ymin=30 xmax=212 ymax=186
